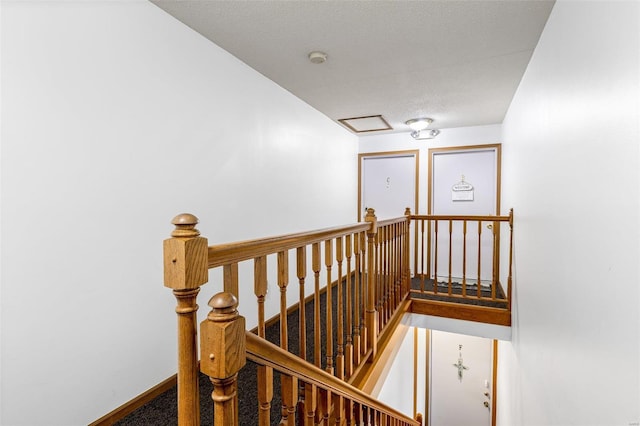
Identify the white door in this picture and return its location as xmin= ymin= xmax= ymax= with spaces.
xmin=430 ymin=147 xmax=499 ymax=284
xmin=429 ymin=330 xmax=493 ymax=426
xmin=360 ymin=153 xmax=417 ymax=221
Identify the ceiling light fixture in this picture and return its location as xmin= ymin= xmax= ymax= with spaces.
xmin=308 ymin=51 xmax=328 ymax=64
xmin=405 ymin=117 xmax=440 ymax=140
xmin=405 ymin=118 xmax=433 ymax=132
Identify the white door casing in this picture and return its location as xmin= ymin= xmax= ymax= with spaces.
xmin=359 ymin=151 xmax=419 ymax=221
xmin=429 ymin=145 xmax=501 ymax=284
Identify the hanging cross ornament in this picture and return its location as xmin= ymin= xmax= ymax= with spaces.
xmin=453 ymin=344 xmax=469 ymax=382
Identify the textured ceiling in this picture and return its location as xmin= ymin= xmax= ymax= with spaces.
xmin=151 ymin=0 xmax=554 ymax=134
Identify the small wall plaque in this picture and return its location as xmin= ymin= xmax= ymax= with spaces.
xmin=452 ymin=175 xmax=474 ymax=201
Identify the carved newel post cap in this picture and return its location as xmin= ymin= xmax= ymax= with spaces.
xmin=404 ymin=207 xmax=411 ymax=216
xmin=171 ymin=213 xmax=200 ymax=237
xmin=208 ymin=292 xmax=239 ymax=321
xmin=365 ymin=207 xmax=375 ymax=217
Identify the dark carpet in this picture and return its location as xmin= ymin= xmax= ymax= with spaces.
xmin=410 ymin=276 xmax=508 ymax=309
xmin=115 ymin=279 xmax=351 ymax=426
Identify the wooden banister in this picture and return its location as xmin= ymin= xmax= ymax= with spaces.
xmin=207 ymin=223 xmax=369 ymax=268
xmin=245 ymin=331 xmax=420 ymax=426
xmin=165 ymin=209 xmax=512 ymax=425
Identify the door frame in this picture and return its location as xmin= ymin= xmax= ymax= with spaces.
xmin=427 ymin=144 xmax=502 ymax=284
xmin=425 ymin=330 xmax=499 ymax=426
xmin=358 ymin=150 xmax=420 ymax=221
xmin=427 ymin=143 xmax=502 ymax=215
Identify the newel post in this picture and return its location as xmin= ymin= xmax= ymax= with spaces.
xmin=364 ymin=208 xmax=378 ymax=359
xmin=164 ymin=213 xmax=209 ymax=426
xmin=200 ymin=292 xmax=246 ymax=426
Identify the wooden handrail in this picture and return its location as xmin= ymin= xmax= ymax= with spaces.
xmin=207 ymin=222 xmax=370 ymax=268
xmin=245 ymin=331 xmax=420 ymax=426
xmin=411 ymin=214 xmax=510 ymax=222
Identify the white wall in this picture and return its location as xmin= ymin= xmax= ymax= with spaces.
xmin=0 ymin=1 xmax=357 ymax=425
xmin=359 ymin=125 xmax=503 ymax=216
xmin=498 ymin=2 xmax=640 ymax=425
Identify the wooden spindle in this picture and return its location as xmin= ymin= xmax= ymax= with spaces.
xmin=345 ymin=234 xmax=354 ymax=378
xmin=223 ymin=263 xmax=239 ymax=300
xmin=278 ymin=250 xmax=298 ymax=423
xmin=353 ymin=232 xmax=362 ymax=366
xmin=278 ymin=250 xmax=289 ymax=349
xmin=254 ymin=256 xmax=272 ymax=426
xmin=164 ymin=213 xmax=208 ymax=426
xmin=200 ymin=292 xmax=246 ymax=426
xmin=477 ymin=221 xmax=482 ymax=298
xmin=304 ymin=383 xmax=317 ymax=426
xmin=324 ymin=239 xmax=334 ymax=375
xmin=462 ymin=220 xmax=467 ymax=297
xmin=365 ymin=208 xmax=378 ymax=359
xmin=312 ymin=243 xmax=322 ymax=367
xmin=336 ymin=236 xmax=345 ymax=380
xmin=433 ymin=220 xmax=438 ymax=294
xmin=359 ymin=231 xmax=367 ymax=356
xmin=404 ymin=209 xmax=411 ymax=297
xmin=448 ymin=219 xmax=453 ymax=295
xmin=296 ymin=246 xmax=307 ymax=360
xmin=491 ymin=220 xmax=498 ymax=300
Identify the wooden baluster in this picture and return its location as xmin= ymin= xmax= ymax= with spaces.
xmin=324 ymin=239 xmax=334 ymax=375
xmin=312 ymin=243 xmax=322 ymax=367
xmin=383 ymin=226 xmax=389 ymax=325
xmin=335 ymin=236 xmax=345 ymax=380
xmin=394 ymin=222 xmax=399 ymax=310
xmin=318 ymin=388 xmax=330 ymax=425
xmin=477 ymin=221 xmax=482 ymax=298
xmin=353 ymin=232 xmax=362 ymax=366
xmin=426 ymin=219 xmax=431 ymax=285
xmin=345 ymin=234 xmax=354 ymax=378
xmin=332 ymin=392 xmax=344 ymax=425
xmin=278 ymin=250 xmax=289 ymax=350
xmin=223 ymin=263 xmax=239 ymax=300
xmin=433 ymin=220 xmax=438 ymax=294
xmin=359 ymin=231 xmax=368 ymax=356
xmin=345 ymin=399 xmax=354 ymax=426
xmin=304 ymin=383 xmax=317 ymax=426
xmin=419 ymin=219 xmax=425 ymax=291
xmin=462 ymin=220 xmax=467 ymax=297
xmin=365 ymin=208 xmax=378 ymax=359
xmin=448 ymin=219 xmax=453 ymax=295
xmin=200 ymin=292 xmax=246 ymax=426
xmin=296 ymin=247 xmax=307 ymax=424
xmin=404 ymin=209 xmax=411 ymax=298
xmin=296 ymin=247 xmax=307 ymax=360
xmin=376 ymin=228 xmax=383 ymax=332
xmin=255 ymin=256 xmax=273 ymax=425
xmin=163 ymin=213 xmax=208 ymax=426
xmin=278 ymin=251 xmax=298 ymax=425
xmin=491 ymin=220 xmax=498 ymax=300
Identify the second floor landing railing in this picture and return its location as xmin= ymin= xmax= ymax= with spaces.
xmin=162 ymin=208 xmax=513 ymax=425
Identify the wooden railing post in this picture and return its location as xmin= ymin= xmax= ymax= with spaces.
xmin=164 ymin=213 xmax=208 ymax=426
xmin=200 ymin=292 xmax=246 ymax=426
xmin=364 ymin=208 xmax=378 ymax=359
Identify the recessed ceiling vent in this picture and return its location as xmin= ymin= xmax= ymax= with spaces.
xmin=338 ymin=115 xmax=392 ymax=133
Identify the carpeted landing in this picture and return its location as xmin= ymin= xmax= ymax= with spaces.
xmin=410 ymin=276 xmax=507 ymax=309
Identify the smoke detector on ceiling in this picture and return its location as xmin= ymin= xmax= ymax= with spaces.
xmin=308 ymin=51 xmax=328 ymax=64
